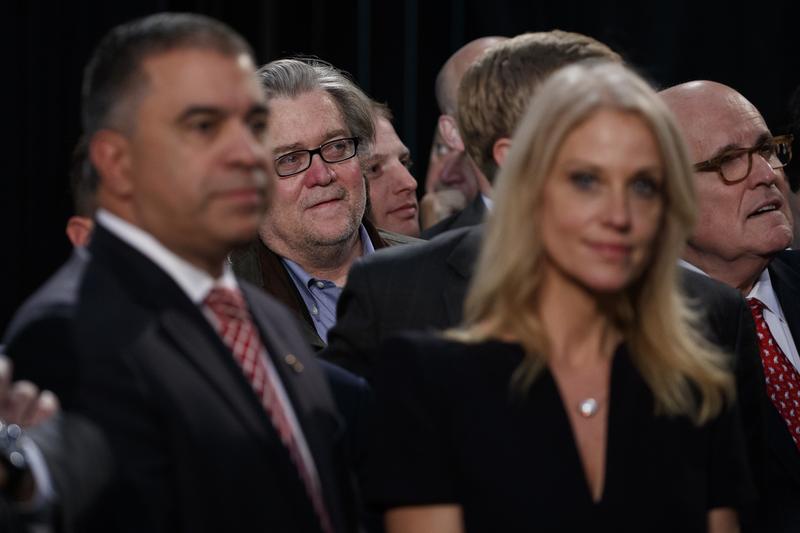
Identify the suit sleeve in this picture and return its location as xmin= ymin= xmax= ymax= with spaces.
xmin=321 ymin=260 xmax=381 ymax=380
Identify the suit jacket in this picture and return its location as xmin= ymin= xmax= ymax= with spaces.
xmin=420 ymin=194 xmax=487 ymax=240
xmin=230 ymin=219 xmax=418 ymax=350
xmin=322 ymin=226 xmax=480 ymax=379
xmin=0 ymin=414 xmax=111 ymax=533
xmin=762 ymin=250 xmax=800 ymax=530
xmin=3 ymin=226 xmax=358 ymax=533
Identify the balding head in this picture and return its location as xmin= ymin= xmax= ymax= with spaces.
xmin=660 ymin=81 xmax=793 ymax=291
xmin=435 ymin=36 xmax=507 ymax=116
xmin=660 ymin=81 xmax=768 ymax=164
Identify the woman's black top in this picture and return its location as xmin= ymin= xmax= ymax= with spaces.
xmin=366 ymin=333 xmax=754 ymax=532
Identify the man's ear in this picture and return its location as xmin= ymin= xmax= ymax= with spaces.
xmin=438 ymin=115 xmax=465 ymax=152
xmin=89 ymin=130 xmax=133 ymax=196
xmin=492 ymin=137 xmax=512 ymax=168
xmin=65 ymin=216 xmax=94 ymax=248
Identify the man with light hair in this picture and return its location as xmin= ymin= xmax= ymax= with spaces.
xmin=662 ymin=81 xmax=800 ymax=531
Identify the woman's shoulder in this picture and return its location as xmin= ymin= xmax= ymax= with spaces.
xmin=379 ymin=331 xmax=525 ymax=382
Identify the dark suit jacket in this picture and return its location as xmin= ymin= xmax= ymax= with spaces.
xmin=231 ymin=219 xmax=417 ymax=350
xmin=761 ymin=250 xmax=800 ymax=530
xmin=420 ymin=194 xmax=487 ymax=240
xmin=322 ymin=226 xmax=480 ymax=379
xmin=3 ymin=226 xmax=358 ymax=533
xmin=0 ymin=414 xmax=111 ymax=533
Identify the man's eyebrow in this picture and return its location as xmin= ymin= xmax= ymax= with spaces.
xmin=246 ymin=103 xmax=268 ymax=117
xmin=708 ymin=132 xmax=773 ymax=160
xmin=175 ymin=106 xmax=223 ymax=123
xmin=272 ymin=129 xmax=351 ymax=156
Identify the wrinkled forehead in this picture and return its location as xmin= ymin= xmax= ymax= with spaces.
xmin=685 ymin=92 xmax=770 ymax=160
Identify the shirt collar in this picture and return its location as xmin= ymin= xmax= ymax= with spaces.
xmin=282 ymin=224 xmax=374 ymax=286
xmin=481 ymin=194 xmax=493 ymax=212
xmin=96 ymin=209 xmax=237 ymax=304
xmin=677 ymin=259 xmax=708 ymax=276
xmin=748 ymin=268 xmax=783 ymax=318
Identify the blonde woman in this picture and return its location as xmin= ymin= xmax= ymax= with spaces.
xmin=367 ymin=62 xmax=753 ymax=532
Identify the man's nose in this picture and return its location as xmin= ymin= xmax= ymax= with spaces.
xmin=302 ymin=153 xmax=336 ymax=186
xmin=228 ymin=123 xmax=267 ymax=167
xmin=748 ymin=152 xmax=781 ymax=188
xmin=394 ymin=165 xmax=418 ymax=193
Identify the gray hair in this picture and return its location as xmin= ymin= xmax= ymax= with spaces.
xmin=256 ymin=58 xmax=375 ymax=151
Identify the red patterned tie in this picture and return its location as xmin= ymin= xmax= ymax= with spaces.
xmin=747 ymin=297 xmax=800 ymax=451
xmin=204 ymin=287 xmax=333 ymax=533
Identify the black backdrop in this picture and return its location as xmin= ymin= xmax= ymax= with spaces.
xmin=5 ymin=0 xmax=800 ymax=331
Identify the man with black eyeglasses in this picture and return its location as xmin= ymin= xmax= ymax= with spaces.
xmin=231 ymin=58 xmax=416 ymax=351
xmin=662 ymin=80 xmax=800 ymax=532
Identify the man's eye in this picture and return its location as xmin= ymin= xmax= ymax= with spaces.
xmin=402 ymin=158 xmax=414 ymax=170
xmin=281 ymin=154 xmax=299 ymax=165
xmin=717 ymin=152 xmax=742 ymax=165
xmin=366 ymin=164 xmax=381 ymax=178
xmin=191 ymin=119 xmax=216 ymax=134
xmin=569 ymin=171 xmax=598 ymax=190
xmin=249 ymin=118 xmax=267 ymax=137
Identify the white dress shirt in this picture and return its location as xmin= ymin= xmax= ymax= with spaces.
xmin=96 ymin=209 xmax=321 ymax=494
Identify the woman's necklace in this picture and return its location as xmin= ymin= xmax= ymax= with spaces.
xmin=578 ymin=398 xmax=600 ymax=418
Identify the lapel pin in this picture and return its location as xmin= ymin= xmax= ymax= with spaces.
xmin=284 ymin=354 xmax=303 ymax=373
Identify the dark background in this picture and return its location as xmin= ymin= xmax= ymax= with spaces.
xmin=5 ymin=0 xmax=800 ymax=331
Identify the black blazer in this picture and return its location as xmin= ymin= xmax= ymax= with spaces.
xmin=420 ymin=194 xmax=487 ymax=240
xmin=762 ymin=251 xmax=800 ymax=530
xmin=3 ymin=226 xmax=358 ymax=533
xmin=323 ymin=226 xmax=480 ymax=379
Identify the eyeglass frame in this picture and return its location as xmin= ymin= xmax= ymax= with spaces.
xmin=273 ymin=137 xmax=360 ymax=178
xmin=692 ymin=134 xmax=793 ymax=183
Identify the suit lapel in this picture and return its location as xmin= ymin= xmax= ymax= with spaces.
xmin=159 ymin=309 xmax=276 ymax=445
xmin=765 ymin=253 xmax=800 ymax=482
xmin=242 ymin=285 xmax=346 ymax=526
xmin=92 ymin=226 xmax=281 ymax=447
xmin=443 ymin=227 xmax=482 ymax=325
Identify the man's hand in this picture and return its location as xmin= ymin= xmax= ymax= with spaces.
xmin=0 ymin=356 xmax=59 ymax=427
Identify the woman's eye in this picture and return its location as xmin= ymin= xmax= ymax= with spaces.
xmin=569 ymin=171 xmax=598 ymax=190
xmin=631 ymin=175 xmax=661 ymax=198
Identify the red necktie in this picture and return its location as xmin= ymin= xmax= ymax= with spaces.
xmin=747 ymin=297 xmax=800 ymax=451
xmin=205 ymin=287 xmax=333 ymax=533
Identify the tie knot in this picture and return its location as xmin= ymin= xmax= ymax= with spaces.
xmin=747 ymin=297 xmax=766 ymax=313
xmin=205 ymin=287 xmax=247 ymax=321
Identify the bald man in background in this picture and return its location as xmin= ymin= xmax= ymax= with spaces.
xmin=419 ymin=36 xmax=505 ymax=235
xmin=662 ymin=81 xmax=800 ymax=532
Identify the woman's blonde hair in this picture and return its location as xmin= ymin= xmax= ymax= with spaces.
xmin=459 ymin=61 xmax=734 ymax=424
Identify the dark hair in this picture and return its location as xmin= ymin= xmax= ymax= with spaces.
xmin=82 ymin=12 xmax=253 ymax=135
xmin=69 ymin=136 xmax=99 ymax=217
xmin=256 ymin=58 xmax=375 ymax=150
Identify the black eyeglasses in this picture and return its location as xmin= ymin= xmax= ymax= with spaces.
xmin=693 ymin=134 xmax=793 ymax=183
xmin=274 ymin=137 xmax=359 ymax=178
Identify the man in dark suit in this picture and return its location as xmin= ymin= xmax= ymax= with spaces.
xmin=662 ymin=81 xmax=799 ymax=531
xmin=4 ymin=13 xmax=357 ymax=533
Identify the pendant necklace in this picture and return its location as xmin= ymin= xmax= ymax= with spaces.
xmin=578 ymin=398 xmax=599 ymax=418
